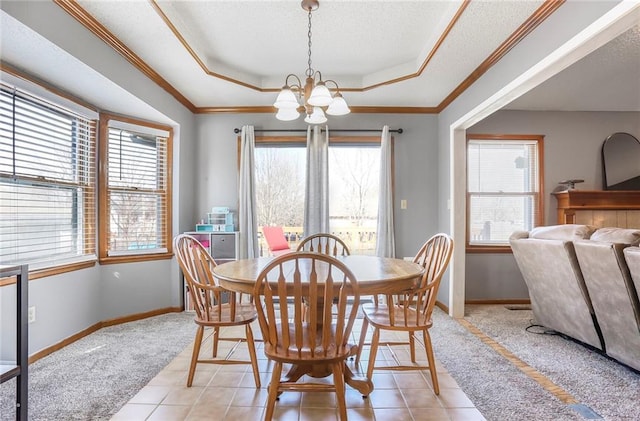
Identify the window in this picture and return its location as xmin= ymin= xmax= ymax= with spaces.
xmin=466 ymin=134 xmax=543 ymax=251
xmin=253 ymin=136 xmax=382 ymax=255
xmin=328 ymin=145 xmax=380 ymax=254
xmin=0 ymin=84 xmax=97 ymax=273
xmin=99 ymin=114 xmax=173 ymax=263
xmin=255 ymin=141 xmax=306 ymax=230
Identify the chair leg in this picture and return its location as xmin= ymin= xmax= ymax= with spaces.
xmin=212 ymin=327 xmax=220 ymax=357
xmin=409 ymin=331 xmax=416 ymax=363
xmin=423 ymin=329 xmax=439 ymax=395
xmin=187 ymin=325 xmax=204 ymax=387
xmin=332 ymin=361 xmax=347 ymax=421
xmin=264 ymin=361 xmax=282 ymax=421
xmin=366 ymin=327 xmax=380 ymax=382
xmin=245 ymin=324 xmax=261 ymax=389
xmin=355 ymin=318 xmax=369 ymax=366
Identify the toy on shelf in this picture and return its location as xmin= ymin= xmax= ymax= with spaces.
xmin=196 ymin=207 xmax=235 ymax=232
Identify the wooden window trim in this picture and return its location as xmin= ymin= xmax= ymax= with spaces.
xmin=465 ymin=134 xmax=545 ymax=253
xmin=238 ymin=134 xmax=394 ymax=194
xmin=0 ymin=83 xmax=97 ymax=276
xmin=237 ymin=134 xmax=394 ymax=254
xmin=98 ymin=113 xmax=173 ymax=264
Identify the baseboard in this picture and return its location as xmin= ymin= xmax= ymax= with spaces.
xmin=435 ymin=300 xmax=449 ymax=314
xmin=28 ymin=306 xmax=183 ymax=364
xmin=100 ymin=306 xmax=183 ymax=327
xmin=465 ymin=299 xmax=531 ymax=305
xmin=396 ymin=299 xmax=530 ymax=317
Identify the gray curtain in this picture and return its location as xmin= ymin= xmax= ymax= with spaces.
xmin=376 ymin=125 xmax=396 ymax=257
xmin=238 ymin=125 xmax=259 ymax=258
xmin=303 ymin=125 xmax=330 ymax=236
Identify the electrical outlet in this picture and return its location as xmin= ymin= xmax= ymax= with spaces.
xmin=400 ymin=199 xmax=407 ymax=209
xmin=28 ymin=306 xmax=36 ymax=323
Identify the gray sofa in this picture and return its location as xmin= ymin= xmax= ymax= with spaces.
xmin=574 ymin=228 xmax=640 ymax=370
xmin=510 ymin=225 xmax=640 ymax=371
xmin=509 ymin=224 xmax=603 ymax=351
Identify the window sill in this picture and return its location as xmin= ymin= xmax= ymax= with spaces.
xmin=99 ymin=252 xmax=174 ymax=265
xmin=466 ymin=245 xmax=513 ymax=254
xmin=0 ymin=260 xmax=97 ymax=286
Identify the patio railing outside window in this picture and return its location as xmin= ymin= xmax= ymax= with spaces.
xmin=254 ymin=136 xmax=381 ymax=257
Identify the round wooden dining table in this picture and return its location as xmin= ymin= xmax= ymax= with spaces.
xmin=212 ymin=254 xmax=425 ymax=396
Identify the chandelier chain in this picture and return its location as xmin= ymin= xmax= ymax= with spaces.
xmin=306 ymin=8 xmax=313 ymax=77
xmin=273 ymin=1 xmax=350 ymax=122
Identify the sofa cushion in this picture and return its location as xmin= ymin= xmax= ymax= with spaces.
xmin=509 ymin=230 xmax=530 ymax=241
xmin=590 ymin=227 xmax=640 ymax=246
xmin=528 ymin=224 xmax=596 ymax=241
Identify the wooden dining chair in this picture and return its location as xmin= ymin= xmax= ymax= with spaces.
xmin=355 ymin=233 xmax=453 ymax=395
xmin=173 ymin=234 xmax=261 ymax=388
xmin=253 ymin=252 xmax=360 ymax=421
xmin=297 ymin=233 xmax=351 ymax=318
xmin=296 ymin=233 xmax=351 ymax=257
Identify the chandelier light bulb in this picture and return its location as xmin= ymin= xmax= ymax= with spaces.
xmin=276 ymin=108 xmax=301 ymax=121
xmin=274 ymin=87 xmax=299 ymax=109
xmin=304 ymin=107 xmax=327 ymax=124
xmin=326 ymin=93 xmax=350 ymax=116
xmin=307 ymin=82 xmax=332 ymax=107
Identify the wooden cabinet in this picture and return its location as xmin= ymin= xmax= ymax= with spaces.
xmin=552 ymin=190 xmax=640 ymax=227
xmin=0 ymin=264 xmax=28 ymax=420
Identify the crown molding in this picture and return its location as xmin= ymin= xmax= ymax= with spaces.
xmin=436 ymin=0 xmax=565 ymax=111
xmin=194 ymin=105 xmax=438 ymax=114
xmin=148 ymin=0 xmax=269 ymax=93
xmin=54 ymin=0 xmax=197 ymax=112
xmin=54 ymin=0 xmax=562 ymax=115
xmin=147 ymin=0 xmax=471 ymax=94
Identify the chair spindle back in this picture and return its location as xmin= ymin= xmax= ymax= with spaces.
xmin=254 ymin=252 xmax=359 ymax=359
xmin=296 ymin=233 xmax=351 ymax=257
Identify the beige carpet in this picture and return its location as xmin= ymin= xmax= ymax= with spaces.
xmin=445 ymin=304 xmax=640 ymax=420
xmin=3 ymin=305 xmax=638 ymax=420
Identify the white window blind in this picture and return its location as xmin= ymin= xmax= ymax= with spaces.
xmin=467 ymin=138 xmax=541 ymax=246
xmin=103 ymin=121 xmax=170 ymax=256
xmin=0 ymin=84 xmax=97 ymax=269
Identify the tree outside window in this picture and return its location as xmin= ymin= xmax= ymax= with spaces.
xmin=254 ymin=137 xmax=381 ymax=255
xmin=98 ymin=114 xmax=173 ymax=263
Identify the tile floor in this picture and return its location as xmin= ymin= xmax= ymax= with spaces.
xmin=112 ymin=320 xmax=485 ymax=421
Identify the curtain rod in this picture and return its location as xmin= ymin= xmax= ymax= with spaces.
xmin=233 ymin=128 xmax=403 ymax=134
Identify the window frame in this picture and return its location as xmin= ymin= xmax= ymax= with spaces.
xmin=98 ymin=113 xmax=173 ymax=264
xmin=0 ymin=83 xmax=98 ymax=281
xmin=466 ymin=133 xmax=544 ymax=253
xmin=242 ymin=134 xmax=393 ymax=254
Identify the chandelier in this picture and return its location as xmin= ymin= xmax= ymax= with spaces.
xmin=273 ymin=0 xmax=350 ymax=124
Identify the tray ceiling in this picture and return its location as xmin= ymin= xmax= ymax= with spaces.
xmin=69 ymin=0 xmax=548 ymax=111
xmin=1 ymin=1 xmax=638 ymax=115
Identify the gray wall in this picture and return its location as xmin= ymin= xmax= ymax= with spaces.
xmin=193 ymin=113 xmax=440 ymax=260
xmin=0 ymin=1 xmax=197 ymax=358
xmin=470 ymin=110 xmax=640 ymax=221
xmin=436 ymin=0 xmax=622 ymax=314
xmin=463 ymin=110 xmax=640 ymax=301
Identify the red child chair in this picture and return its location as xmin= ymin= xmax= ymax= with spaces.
xmin=261 ymin=226 xmax=292 ymax=256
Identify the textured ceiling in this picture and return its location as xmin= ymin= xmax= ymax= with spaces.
xmin=506 ymin=24 xmax=640 ymax=112
xmin=1 ymin=1 xmax=638 ymax=116
xmin=71 ymin=0 xmax=545 ymax=109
